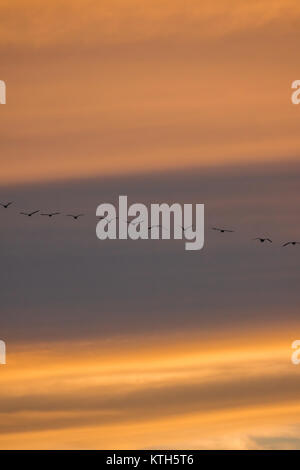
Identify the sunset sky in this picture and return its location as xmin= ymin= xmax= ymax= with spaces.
xmin=1 ymin=0 xmax=300 ymax=449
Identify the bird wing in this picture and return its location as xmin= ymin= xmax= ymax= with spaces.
xmin=129 ymin=219 xmax=143 ymax=225
xmin=30 ymin=210 xmax=39 ymax=215
xmin=266 ymin=239 xmax=272 ymax=242
xmin=1 ymin=202 xmax=13 ymax=207
xmin=282 ymin=242 xmax=290 ymax=247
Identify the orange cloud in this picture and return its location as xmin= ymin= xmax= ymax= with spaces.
xmin=0 ymin=326 xmax=299 ymax=449
xmin=1 ymin=0 xmax=300 ymax=185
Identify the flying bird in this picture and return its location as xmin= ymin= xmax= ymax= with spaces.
xmin=148 ymin=224 xmax=168 ymax=231
xmin=179 ymin=225 xmax=193 ymax=232
xmin=126 ymin=219 xmax=144 ymax=226
xmin=41 ymin=212 xmax=60 ymax=218
xmin=212 ymin=227 xmax=234 ymax=233
xmin=66 ymin=214 xmax=84 ymax=220
xmin=0 ymin=201 xmax=13 ymax=208
xmin=282 ymin=241 xmax=300 ymax=247
xmin=253 ymin=238 xmax=272 ymax=243
xmin=20 ymin=210 xmax=39 ymax=217
xmin=106 ymin=216 xmax=119 ymax=224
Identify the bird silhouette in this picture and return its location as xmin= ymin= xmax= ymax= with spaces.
xmin=105 ymin=216 xmax=120 ymax=224
xmin=41 ymin=212 xmax=60 ymax=218
xmin=126 ymin=219 xmax=144 ymax=226
xmin=212 ymin=227 xmax=234 ymax=233
xmin=282 ymin=241 xmax=300 ymax=247
xmin=66 ymin=214 xmax=84 ymax=220
xmin=0 ymin=201 xmax=13 ymax=208
xmin=179 ymin=224 xmax=193 ymax=232
xmin=148 ymin=224 xmax=168 ymax=231
xmin=20 ymin=210 xmax=39 ymax=217
xmin=253 ymin=238 xmax=272 ymax=243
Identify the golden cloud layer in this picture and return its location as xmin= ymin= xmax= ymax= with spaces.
xmin=0 ymin=326 xmax=299 ymax=449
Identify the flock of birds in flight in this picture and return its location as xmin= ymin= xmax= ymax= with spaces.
xmin=1 ymin=201 xmax=299 ymax=247
xmin=1 ymin=201 xmax=84 ymax=220
xmin=211 ymin=228 xmax=299 ymax=246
